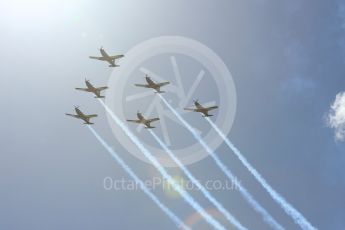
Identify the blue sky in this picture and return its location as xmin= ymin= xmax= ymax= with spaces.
xmin=1 ymin=0 xmax=345 ymax=229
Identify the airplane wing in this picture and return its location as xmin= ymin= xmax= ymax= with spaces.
xmin=75 ymin=87 xmax=91 ymax=92
xmin=205 ymin=106 xmax=218 ymax=111
xmin=134 ymin=84 xmax=150 ymax=88
xmin=126 ymin=119 xmax=141 ymax=123
xmin=85 ymin=114 xmax=98 ymax=118
xmin=89 ymin=56 xmax=107 ymax=60
xmin=184 ymin=108 xmax=197 ymax=112
xmin=65 ymin=113 xmax=80 ymax=118
xmin=110 ymin=55 xmax=124 ymax=60
xmin=147 ymin=118 xmax=160 ymax=123
xmin=96 ymin=86 xmax=108 ymax=91
xmin=157 ymin=82 xmax=170 ymax=87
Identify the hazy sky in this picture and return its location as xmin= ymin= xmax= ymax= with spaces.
xmin=1 ymin=0 xmax=345 ymax=229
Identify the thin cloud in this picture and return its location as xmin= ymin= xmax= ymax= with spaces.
xmin=328 ymin=92 xmax=345 ymax=141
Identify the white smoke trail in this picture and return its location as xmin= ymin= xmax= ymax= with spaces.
xmin=148 ymin=129 xmax=247 ymax=230
xmin=205 ymin=118 xmax=317 ymax=230
xmin=98 ymin=99 xmax=226 ymax=230
xmin=158 ymin=94 xmax=285 ymax=230
xmin=87 ymin=126 xmax=191 ymax=230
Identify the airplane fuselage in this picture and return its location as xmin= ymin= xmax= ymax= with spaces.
xmin=137 ymin=113 xmax=153 ymax=127
xmin=145 ymin=77 xmax=163 ymax=92
xmin=100 ymin=48 xmax=110 ymax=58
xmin=74 ymin=108 xmax=90 ymax=123
xmin=100 ymin=48 xmax=116 ymax=66
xmin=137 ymin=112 xmax=145 ymax=122
xmin=85 ymin=81 xmax=102 ymax=97
xmin=75 ymin=108 xmax=84 ymax=116
xmin=146 ymin=77 xmax=154 ymax=85
xmin=193 ymin=102 xmax=212 ymax=116
xmin=85 ymin=81 xmax=95 ymax=90
xmin=195 ymin=101 xmax=204 ymax=109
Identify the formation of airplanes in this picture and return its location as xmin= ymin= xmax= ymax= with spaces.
xmin=66 ymin=47 xmax=218 ymax=126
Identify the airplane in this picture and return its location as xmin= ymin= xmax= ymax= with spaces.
xmin=75 ymin=79 xmax=108 ymax=98
xmin=134 ymin=75 xmax=170 ymax=93
xmin=65 ymin=106 xmax=98 ymax=125
xmin=89 ymin=47 xmax=124 ymax=67
xmin=126 ymin=111 xmax=160 ymax=129
xmin=184 ymin=100 xmax=218 ymax=117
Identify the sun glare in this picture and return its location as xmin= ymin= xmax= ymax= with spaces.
xmin=1 ymin=0 xmax=67 ymax=26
